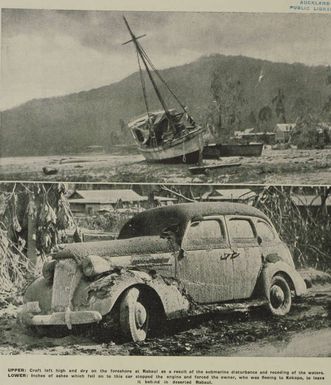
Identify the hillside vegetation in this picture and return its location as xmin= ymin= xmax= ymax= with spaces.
xmin=1 ymin=54 xmax=330 ymax=156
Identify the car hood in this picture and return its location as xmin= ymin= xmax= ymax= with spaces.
xmin=53 ymin=236 xmax=179 ymax=264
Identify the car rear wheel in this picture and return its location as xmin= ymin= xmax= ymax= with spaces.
xmin=119 ymin=287 xmax=149 ymax=342
xmin=268 ymin=275 xmax=292 ymax=316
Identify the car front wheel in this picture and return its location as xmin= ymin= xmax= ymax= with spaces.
xmin=268 ymin=275 xmax=292 ymax=316
xmin=119 ymin=287 xmax=149 ymax=342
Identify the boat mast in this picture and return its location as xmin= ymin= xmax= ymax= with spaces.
xmin=123 ymin=16 xmax=174 ymax=124
xmin=139 ymin=45 xmax=187 ymax=113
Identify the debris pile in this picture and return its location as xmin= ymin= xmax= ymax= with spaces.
xmin=0 ymin=227 xmax=33 ymax=306
xmin=0 ymin=183 xmax=77 ymax=306
xmin=251 ymin=186 xmax=331 ymax=270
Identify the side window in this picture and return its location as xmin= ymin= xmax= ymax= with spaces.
xmin=228 ymin=218 xmax=255 ymax=241
xmin=184 ymin=219 xmax=225 ymax=249
xmin=256 ymin=220 xmax=275 ymax=242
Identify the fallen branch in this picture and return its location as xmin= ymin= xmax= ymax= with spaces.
xmin=160 ymin=185 xmax=196 ymax=202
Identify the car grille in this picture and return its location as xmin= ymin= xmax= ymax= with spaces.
xmin=51 ymin=259 xmax=82 ymax=312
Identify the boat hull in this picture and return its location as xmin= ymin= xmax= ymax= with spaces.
xmin=220 ymin=143 xmax=263 ymax=157
xmin=203 ymin=143 xmax=263 ymax=158
xmin=138 ymin=130 xmax=204 ymax=164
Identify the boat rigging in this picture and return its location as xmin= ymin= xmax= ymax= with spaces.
xmin=122 ymin=16 xmax=204 ymax=164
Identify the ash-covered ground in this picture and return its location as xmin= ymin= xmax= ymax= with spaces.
xmin=0 ymin=278 xmax=330 ymax=357
xmin=0 ymin=148 xmax=330 ymax=184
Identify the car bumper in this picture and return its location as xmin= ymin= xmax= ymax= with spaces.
xmin=20 ymin=302 xmax=102 ymax=329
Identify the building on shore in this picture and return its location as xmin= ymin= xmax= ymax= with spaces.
xmin=68 ymin=189 xmax=148 ymax=215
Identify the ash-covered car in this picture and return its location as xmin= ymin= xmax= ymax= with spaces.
xmin=19 ymin=202 xmax=307 ymax=342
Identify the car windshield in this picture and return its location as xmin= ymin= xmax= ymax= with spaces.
xmin=118 ymin=208 xmax=186 ymax=240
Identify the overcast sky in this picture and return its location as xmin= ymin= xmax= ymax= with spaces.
xmin=1 ymin=9 xmax=330 ymax=110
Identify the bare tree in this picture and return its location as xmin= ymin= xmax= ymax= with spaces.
xmin=272 ymin=88 xmax=286 ymax=123
xmin=258 ymin=106 xmax=273 ymax=131
xmin=322 ymin=95 xmax=331 ymax=122
xmin=210 ymin=69 xmax=247 ymax=139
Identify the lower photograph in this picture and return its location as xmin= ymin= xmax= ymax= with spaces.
xmin=0 ymin=182 xmax=330 ymax=356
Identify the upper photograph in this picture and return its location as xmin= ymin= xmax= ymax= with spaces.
xmin=1 ymin=9 xmax=331 ymax=184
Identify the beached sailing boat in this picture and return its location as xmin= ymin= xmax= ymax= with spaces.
xmin=123 ymin=17 xmax=204 ymax=163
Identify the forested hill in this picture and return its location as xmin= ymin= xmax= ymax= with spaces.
xmin=1 ymin=54 xmax=329 ymax=156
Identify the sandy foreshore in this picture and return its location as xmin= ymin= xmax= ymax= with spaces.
xmin=0 ymin=148 xmax=330 ymax=185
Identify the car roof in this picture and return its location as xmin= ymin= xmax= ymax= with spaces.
xmin=118 ymin=202 xmax=270 ymax=239
xmin=140 ymin=202 xmax=269 ymax=221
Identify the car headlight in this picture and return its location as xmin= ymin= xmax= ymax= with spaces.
xmin=81 ymin=255 xmax=112 ymax=277
xmin=42 ymin=259 xmax=56 ymax=282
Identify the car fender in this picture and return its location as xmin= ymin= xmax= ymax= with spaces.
xmin=261 ymin=261 xmax=307 ymax=300
xmin=18 ymin=277 xmax=53 ymax=325
xmin=87 ymin=269 xmax=190 ymax=320
xmin=23 ymin=276 xmax=53 ymax=312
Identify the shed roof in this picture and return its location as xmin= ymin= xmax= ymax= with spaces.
xmin=275 ymin=123 xmax=296 ymax=131
xmin=291 ymin=195 xmax=331 ymax=207
xmin=202 ymin=188 xmax=255 ymax=201
xmin=68 ymin=189 xmax=147 ymax=204
xmin=154 ymin=196 xmax=177 ymax=202
xmin=215 ymin=188 xmax=255 ymax=200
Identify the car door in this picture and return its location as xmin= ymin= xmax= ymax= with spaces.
xmin=226 ymin=215 xmax=262 ymax=300
xmin=254 ymin=218 xmax=289 ymax=264
xmin=176 ymin=216 xmax=234 ymax=304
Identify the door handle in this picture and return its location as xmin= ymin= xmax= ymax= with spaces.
xmin=231 ymin=250 xmax=240 ymax=259
xmin=220 ymin=253 xmax=229 ymax=260
xmin=220 ymin=251 xmax=239 ymax=260
xmin=178 ymin=249 xmax=187 ymax=260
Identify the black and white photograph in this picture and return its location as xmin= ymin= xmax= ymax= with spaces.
xmin=0 ymin=182 xmax=330 ymax=357
xmin=0 ymin=1 xmax=330 ymax=384
xmin=1 ymin=8 xmax=331 ymax=184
